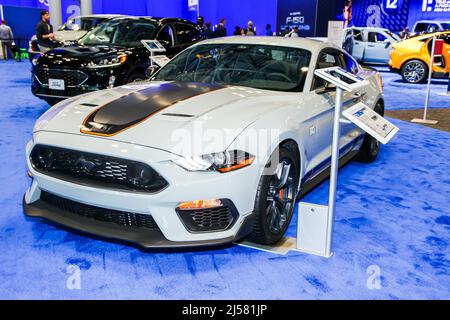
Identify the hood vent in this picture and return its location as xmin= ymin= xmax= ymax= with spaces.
xmin=161 ymin=113 xmax=195 ymax=118
xmin=80 ymin=103 xmax=99 ymax=107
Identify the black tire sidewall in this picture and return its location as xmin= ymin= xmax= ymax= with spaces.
xmin=252 ymin=146 xmax=299 ymax=244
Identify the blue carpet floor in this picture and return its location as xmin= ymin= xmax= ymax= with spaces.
xmin=0 ymin=60 xmax=449 ymax=299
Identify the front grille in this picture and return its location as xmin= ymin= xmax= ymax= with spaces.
xmin=35 ymin=68 xmax=88 ymax=87
xmin=40 ymin=191 xmax=159 ymax=230
xmin=176 ymin=200 xmax=238 ymax=232
xmin=30 ymin=145 xmax=168 ymax=193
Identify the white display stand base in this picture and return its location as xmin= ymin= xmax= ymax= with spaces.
xmin=237 ymin=203 xmax=333 ymax=258
xmin=411 ymin=118 xmax=438 ymax=125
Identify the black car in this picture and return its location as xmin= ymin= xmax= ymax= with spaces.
xmin=31 ymin=17 xmax=202 ymax=105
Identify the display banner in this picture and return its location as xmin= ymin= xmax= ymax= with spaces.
xmin=408 ymin=0 xmax=450 ymax=29
xmin=350 ymin=0 xmax=411 ymax=31
xmin=276 ymin=0 xmax=318 ymax=36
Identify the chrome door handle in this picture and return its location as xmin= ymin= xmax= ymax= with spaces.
xmin=351 ymin=92 xmax=366 ymax=100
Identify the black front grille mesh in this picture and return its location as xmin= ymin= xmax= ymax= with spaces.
xmin=30 ymin=145 xmax=168 ymax=193
xmin=35 ymin=68 xmax=88 ymax=87
xmin=40 ymin=191 xmax=159 ymax=230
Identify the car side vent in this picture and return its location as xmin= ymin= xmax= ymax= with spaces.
xmin=161 ymin=113 xmax=195 ymax=118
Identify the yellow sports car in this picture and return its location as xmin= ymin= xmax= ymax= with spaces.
xmin=389 ymin=31 xmax=450 ymax=83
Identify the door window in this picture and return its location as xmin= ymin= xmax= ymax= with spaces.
xmin=175 ymin=23 xmax=200 ymax=45
xmin=368 ymin=32 xmax=387 ymax=43
xmin=312 ymin=51 xmax=343 ymax=90
xmin=157 ymin=24 xmax=175 ymax=47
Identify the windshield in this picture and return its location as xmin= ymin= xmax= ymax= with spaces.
xmin=59 ymin=17 xmax=108 ymax=31
xmin=153 ymin=44 xmax=312 ymax=92
xmin=79 ymin=20 xmax=156 ymax=47
xmin=386 ymin=31 xmax=401 ymax=41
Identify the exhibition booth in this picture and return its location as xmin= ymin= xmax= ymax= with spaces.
xmin=0 ymin=0 xmax=448 ymax=301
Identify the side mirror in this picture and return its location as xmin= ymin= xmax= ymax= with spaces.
xmin=145 ymin=65 xmax=160 ymax=78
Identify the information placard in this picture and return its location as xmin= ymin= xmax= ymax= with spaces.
xmin=141 ymin=40 xmax=166 ymax=53
xmin=314 ymin=67 xmax=369 ymax=92
xmin=343 ymin=102 xmax=399 ymax=144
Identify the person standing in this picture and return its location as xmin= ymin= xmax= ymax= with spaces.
xmin=285 ymin=26 xmax=299 ymax=38
xmin=204 ymin=22 xmax=214 ymax=39
xmin=265 ymin=24 xmax=273 ymax=36
xmin=242 ymin=21 xmax=256 ymax=36
xmin=214 ymin=18 xmax=227 ymax=38
xmin=343 ymin=0 xmax=353 ymax=29
xmin=196 ymin=16 xmax=206 ymax=39
xmin=0 ymin=20 xmax=15 ymax=59
xmin=35 ymin=9 xmax=56 ymax=51
xmin=233 ymin=26 xmax=242 ymax=36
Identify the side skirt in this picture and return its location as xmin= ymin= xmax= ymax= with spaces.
xmin=297 ymin=150 xmax=358 ymax=199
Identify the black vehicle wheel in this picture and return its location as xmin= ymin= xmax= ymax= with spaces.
xmin=248 ymin=146 xmax=299 ymax=245
xmin=401 ymin=60 xmax=428 ymax=84
xmin=355 ymin=102 xmax=383 ymax=163
xmin=126 ymin=73 xmax=146 ymax=83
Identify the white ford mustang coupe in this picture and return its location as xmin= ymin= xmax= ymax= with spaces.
xmin=24 ymin=37 xmax=384 ymax=248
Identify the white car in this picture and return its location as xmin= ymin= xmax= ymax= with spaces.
xmin=343 ymin=27 xmax=401 ymax=64
xmin=24 ymin=37 xmax=384 ymax=248
xmin=412 ymin=20 xmax=450 ymax=34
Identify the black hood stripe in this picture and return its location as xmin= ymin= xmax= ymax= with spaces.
xmin=80 ymin=82 xmax=225 ymax=136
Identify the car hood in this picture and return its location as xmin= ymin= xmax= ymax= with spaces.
xmin=37 ymin=45 xmax=132 ymax=65
xmin=34 ymin=81 xmax=296 ymax=156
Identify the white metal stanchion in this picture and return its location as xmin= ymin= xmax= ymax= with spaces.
xmin=412 ymin=35 xmax=438 ymax=125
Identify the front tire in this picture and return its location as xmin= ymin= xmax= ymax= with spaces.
xmin=401 ymin=60 xmax=428 ymax=84
xmin=355 ymin=102 xmax=383 ymax=163
xmin=248 ymin=146 xmax=299 ymax=245
xmin=126 ymin=72 xmax=146 ymax=83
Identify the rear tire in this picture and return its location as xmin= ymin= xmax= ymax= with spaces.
xmin=248 ymin=146 xmax=299 ymax=245
xmin=44 ymin=98 xmax=60 ymax=106
xmin=401 ymin=60 xmax=428 ymax=84
xmin=355 ymin=102 xmax=383 ymax=163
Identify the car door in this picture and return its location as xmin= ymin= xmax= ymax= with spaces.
xmin=364 ymin=31 xmax=390 ymax=63
xmin=306 ymin=49 xmax=359 ymax=176
xmin=351 ymin=28 xmax=365 ymax=61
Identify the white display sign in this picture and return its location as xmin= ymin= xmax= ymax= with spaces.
xmin=141 ymin=40 xmax=166 ymax=53
xmin=150 ymin=55 xmax=170 ymax=67
xmin=327 ymin=21 xmax=344 ymax=48
xmin=48 ymin=79 xmax=65 ymax=90
xmin=314 ymin=67 xmax=369 ymax=92
xmin=343 ymin=102 xmax=399 ymax=144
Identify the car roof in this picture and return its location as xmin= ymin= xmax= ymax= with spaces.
xmin=193 ymin=36 xmax=337 ymax=53
xmin=346 ymin=27 xmax=390 ymax=32
xmin=414 ymin=20 xmax=450 ymax=24
xmin=108 ymin=16 xmax=195 ymax=25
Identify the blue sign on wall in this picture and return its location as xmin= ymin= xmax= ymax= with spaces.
xmin=351 ymin=0 xmax=410 ymax=31
xmin=276 ymin=0 xmax=318 ymax=36
xmin=408 ymin=0 xmax=450 ymax=29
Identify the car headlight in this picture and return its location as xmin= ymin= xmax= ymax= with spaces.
xmin=173 ymin=150 xmax=255 ymax=173
xmin=85 ymin=55 xmax=127 ymax=68
xmin=31 ymin=54 xmax=42 ymax=66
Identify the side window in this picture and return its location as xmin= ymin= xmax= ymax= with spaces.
xmin=427 ymin=24 xmax=439 ymax=32
xmin=157 ymin=24 xmax=174 ymax=47
xmin=376 ymin=33 xmax=387 ymax=42
xmin=343 ymin=53 xmax=360 ymax=75
xmin=175 ymin=23 xmax=200 ymax=45
xmin=312 ymin=51 xmax=343 ymax=90
xmin=353 ymin=29 xmax=363 ymax=41
xmin=415 ymin=23 xmax=428 ymax=33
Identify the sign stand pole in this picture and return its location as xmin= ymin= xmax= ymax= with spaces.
xmin=412 ymin=36 xmax=438 ymax=125
xmin=324 ymin=87 xmax=343 ymax=257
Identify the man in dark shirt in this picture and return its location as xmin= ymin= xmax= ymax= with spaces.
xmin=196 ymin=16 xmax=206 ymax=39
xmin=204 ymin=22 xmax=214 ymax=39
xmin=35 ymin=9 xmax=56 ymax=50
xmin=214 ymin=18 xmax=227 ymax=38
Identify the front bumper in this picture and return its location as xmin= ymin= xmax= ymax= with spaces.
xmin=23 ymin=131 xmax=261 ymax=247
